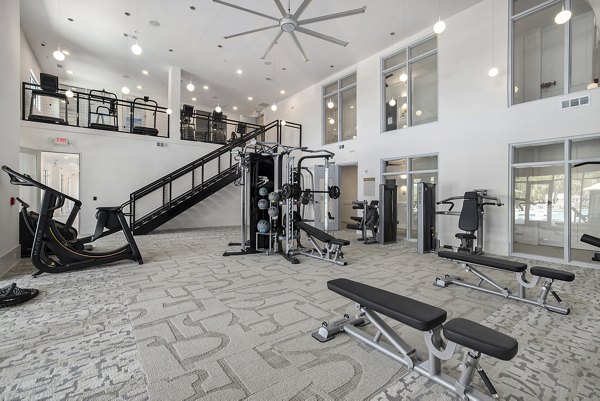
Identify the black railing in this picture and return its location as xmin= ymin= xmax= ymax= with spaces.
xmin=22 ymin=82 xmax=171 ymax=138
xmin=129 ymin=120 xmax=302 ymax=234
xmin=180 ymin=111 xmax=262 ymax=145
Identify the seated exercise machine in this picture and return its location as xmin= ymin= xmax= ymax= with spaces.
xmin=580 ymin=234 xmax=600 ymax=262
xmin=2 ymin=166 xmax=143 ymax=275
xmin=0 ymin=283 xmax=39 ymax=308
xmin=294 ymin=220 xmax=349 ymax=266
xmin=180 ymin=104 xmax=196 ymax=140
xmin=88 ymin=89 xmax=118 ymax=131
xmin=437 ymin=189 xmax=503 ymax=254
xmin=313 ymin=278 xmax=518 ymax=401
xmin=437 ymin=251 xmax=575 ymax=314
xmin=347 ymin=200 xmax=379 ymax=244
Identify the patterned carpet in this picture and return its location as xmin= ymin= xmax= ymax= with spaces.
xmin=0 ymin=227 xmax=598 ymax=401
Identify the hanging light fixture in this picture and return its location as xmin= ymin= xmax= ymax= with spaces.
xmin=121 ymin=12 xmax=131 ymax=95
xmin=271 ymin=103 xmax=278 ymax=111
xmin=122 ymin=86 xmax=130 ymax=94
xmin=389 ymin=98 xmax=397 ymax=107
xmin=166 ymin=108 xmax=173 ymax=114
xmin=53 ymin=0 xmax=65 ymax=61
xmin=554 ymin=6 xmax=572 ymax=25
xmin=215 ymin=104 xmax=222 ymax=113
xmin=65 ymin=88 xmax=74 ymax=97
xmin=327 ymin=99 xmax=335 ymax=108
xmin=399 ymin=72 xmax=408 ymax=82
xmin=433 ymin=2 xmax=446 ymax=34
xmin=280 ymin=119 xmax=287 ymax=126
xmin=187 ymin=81 xmax=195 ymax=92
xmin=399 ymin=1 xmax=408 ymax=83
xmin=328 ymin=118 xmax=335 ymax=125
xmin=488 ymin=0 xmax=498 ymax=78
xmin=130 ymin=0 xmax=142 ymax=55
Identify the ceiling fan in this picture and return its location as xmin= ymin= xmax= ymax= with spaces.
xmin=213 ymin=0 xmax=366 ymax=62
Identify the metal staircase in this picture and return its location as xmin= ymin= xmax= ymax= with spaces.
xmin=129 ymin=120 xmax=301 ymax=235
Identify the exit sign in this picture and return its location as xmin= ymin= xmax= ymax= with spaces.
xmin=53 ymin=137 xmax=69 ymax=145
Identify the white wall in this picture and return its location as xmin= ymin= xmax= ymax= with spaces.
xmin=20 ymin=28 xmax=40 ymax=83
xmin=0 ymin=0 xmax=21 ymax=274
xmin=20 ymin=122 xmax=240 ymax=235
xmin=262 ymin=0 xmax=600 ymax=256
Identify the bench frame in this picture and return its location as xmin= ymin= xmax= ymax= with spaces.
xmin=293 ymin=221 xmax=348 ymax=266
xmin=436 ymin=257 xmax=570 ymax=314
xmin=315 ymin=303 xmax=503 ymax=401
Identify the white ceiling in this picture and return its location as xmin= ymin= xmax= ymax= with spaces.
xmin=20 ymin=0 xmax=482 ymax=116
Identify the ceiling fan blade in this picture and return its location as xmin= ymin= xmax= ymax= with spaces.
xmin=213 ymin=0 xmax=279 ymax=21
xmin=298 ymin=6 xmax=366 ymax=25
xmin=290 ymin=31 xmax=309 ymax=62
xmin=261 ymin=30 xmax=284 ymax=59
xmin=274 ymin=0 xmax=287 ymax=16
xmin=295 ymin=27 xmax=347 ymax=47
xmin=224 ymin=24 xmax=279 ymax=39
xmin=292 ymin=0 xmax=312 ymax=19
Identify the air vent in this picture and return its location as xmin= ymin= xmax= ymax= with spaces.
xmin=156 ymin=142 xmax=168 ymax=147
xmin=258 ymin=102 xmax=270 ymax=107
xmin=562 ymin=95 xmax=590 ymax=109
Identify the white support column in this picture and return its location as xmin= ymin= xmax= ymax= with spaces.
xmin=168 ymin=66 xmax=181 ymax=140
xmin=0 ymin=0 xmax=21 ymax=274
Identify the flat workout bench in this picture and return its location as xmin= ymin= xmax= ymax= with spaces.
xmin=437 ymin=251 xmax=574 ymax=314
xmin=294 ymin=221 xmax=349 ymax=265
xmin=314 ymin=279 xmax=517 ymax=400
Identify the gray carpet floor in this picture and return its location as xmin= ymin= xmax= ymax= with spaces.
xmin=0 ymin=227 xmax=598 ymax=401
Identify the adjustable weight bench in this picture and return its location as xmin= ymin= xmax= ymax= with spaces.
xmin=437 ymin=251 xmax=575 ymax=314
xmin=294 ymin=221 xmax=349 ymax=266
xmin=313 ymin=279 xmax=518 ymax=401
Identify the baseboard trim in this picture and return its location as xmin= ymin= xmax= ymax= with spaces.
xmin=0 ymin=245 xmax=20 ymax=278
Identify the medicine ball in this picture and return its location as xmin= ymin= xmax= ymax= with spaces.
xmin=258 ymin=187 xmax=269 ymax=197
xmin=268 ymin=191 xmax=281 ymax=203
xmin=268 ymin=207 xmax=279 ymax=218
xmin=257 ymin=220 xmax=270 ymax=233
xmin=258 ymin=199 xmax=269 ymax=210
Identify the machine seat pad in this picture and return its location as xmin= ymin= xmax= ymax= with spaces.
xmin=443 ymin=318 xmax=518 ymax=361
xmin=327 ymin=279 xmax=447 ymax=331
xmin=96 ymin=206 xmax=122 ymax=212
xmin=455 ymin=233 xmax=476 ymax=240
xmin=296 ymin=221 xmax=350 ymax=246
xmin=346 ymin=224 xmax=361 ymax=230
xmin=350 ymin=216 xmax=362 ymax=222
xmin=530 ymin=266 xmax=575 ymax=282
xmin=438 ymin=251 xmax=527 ymax=273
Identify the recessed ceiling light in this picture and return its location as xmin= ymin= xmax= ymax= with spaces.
xmin=236 ymin=69 xmax=243 ymax=74
xmin=142 ymin=70 xmax=149 ymax=75
xmin=62 ymin=50 xmax=70 ymax=55
xmin=191 ymin=97 xmax=197 ymax=101
xmin=233 ymin=106 xmax=238 ymax=110
xmin=247 ymin=96 xmax=253 ymax=101
xmin=136 ymin=85 xmax=143 ymax=89
xmin=66 ymin=70 xmax=74 ymax=75
xmin=149 ymin=20 xmax=160 ymax=27
xmin=203 ymin=85 xmax=209 ymax=90
xmin=280 ymin=90 xmax=285 ymax=94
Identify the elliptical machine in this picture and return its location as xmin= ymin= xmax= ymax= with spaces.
xmin=436 ymin=189 xmax=503 ymax=254
xmin=3 ymin=166 xmax=143 ymax=275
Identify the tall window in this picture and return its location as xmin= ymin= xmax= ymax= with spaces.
xmin=381 ymin=155 xmax=438 ymax=240
xmin=323 ymin=73 xmax=357 ymax=144
xmin=511 ymin=0 xmax=600 ymax=105
xmin=382 ymin=36 xmax=438 ymax=132
xmin=511 ymin=136 xmax=600 ymax=264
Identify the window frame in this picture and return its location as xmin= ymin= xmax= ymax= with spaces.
xmin=321 ymin=71 xmax=357 ymax=145
xmin=380 ymin=35 xmax=438 ymax=133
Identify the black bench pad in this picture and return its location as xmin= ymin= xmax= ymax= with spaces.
xmin=581 ymin=234 xmax=600 ymax=248
xmin=443 ymin=318 xmax=518 ymax=361
xmin=296 ymin=221 xmax=350 ymax=246
xmin=530 ymin=266 xmax=575 ymax=282
xmin=438 ymin=251 xmax=527 ymax=273
xmin=455 ymin=233 xmax=476 ymax=240
xmin=346 ymin=224 xmax=361 ymax=230
xmin=97 ymin=206 xmax=122 ymax=212
xmin=327 ymin=279 xmax=447 ymax=331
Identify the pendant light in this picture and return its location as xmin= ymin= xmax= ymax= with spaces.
xmin=488 ymin=0 xmax=498 ymax=78
xmin=280 ymin=119 xmax=286 ymax=126
xmin=65 ymin=88 xmax=74 ymax=97
xmin=271 ymin=103 xmax=278 ymax=111
xmin=166 ymin=108 xmax=173 ymax=115
xmin=187 ymin=81 xmax=195 ymax=92
xmin=53 ymin=0 xmax=65 ymax=61
xmin=130 ymin=0 xmax=142 ymax=55
xmin=215 ymin=104 xmax=222 ymax=113
xmin=554 ymin=6 xmax=572 ymax=25
xmin=327 ymin=99 xmax=335 ymax=108
xmin=185 ymin=6 xmax=196 ymax=93
xmin=389 ymin=98 xmax=397 ymax=107
xmin=433 ymin=1 xmax=446 ymax=34
xmin=399 ymin=0 xmax=408 ymax=83
xmin=121 ymin=12 xmax=130 ymax=95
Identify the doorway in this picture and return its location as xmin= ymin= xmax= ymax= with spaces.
xmin=40 ymin=152 xmax=80 ymax=230
xmin=339 ymin=164 xmax=358 ymax=228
